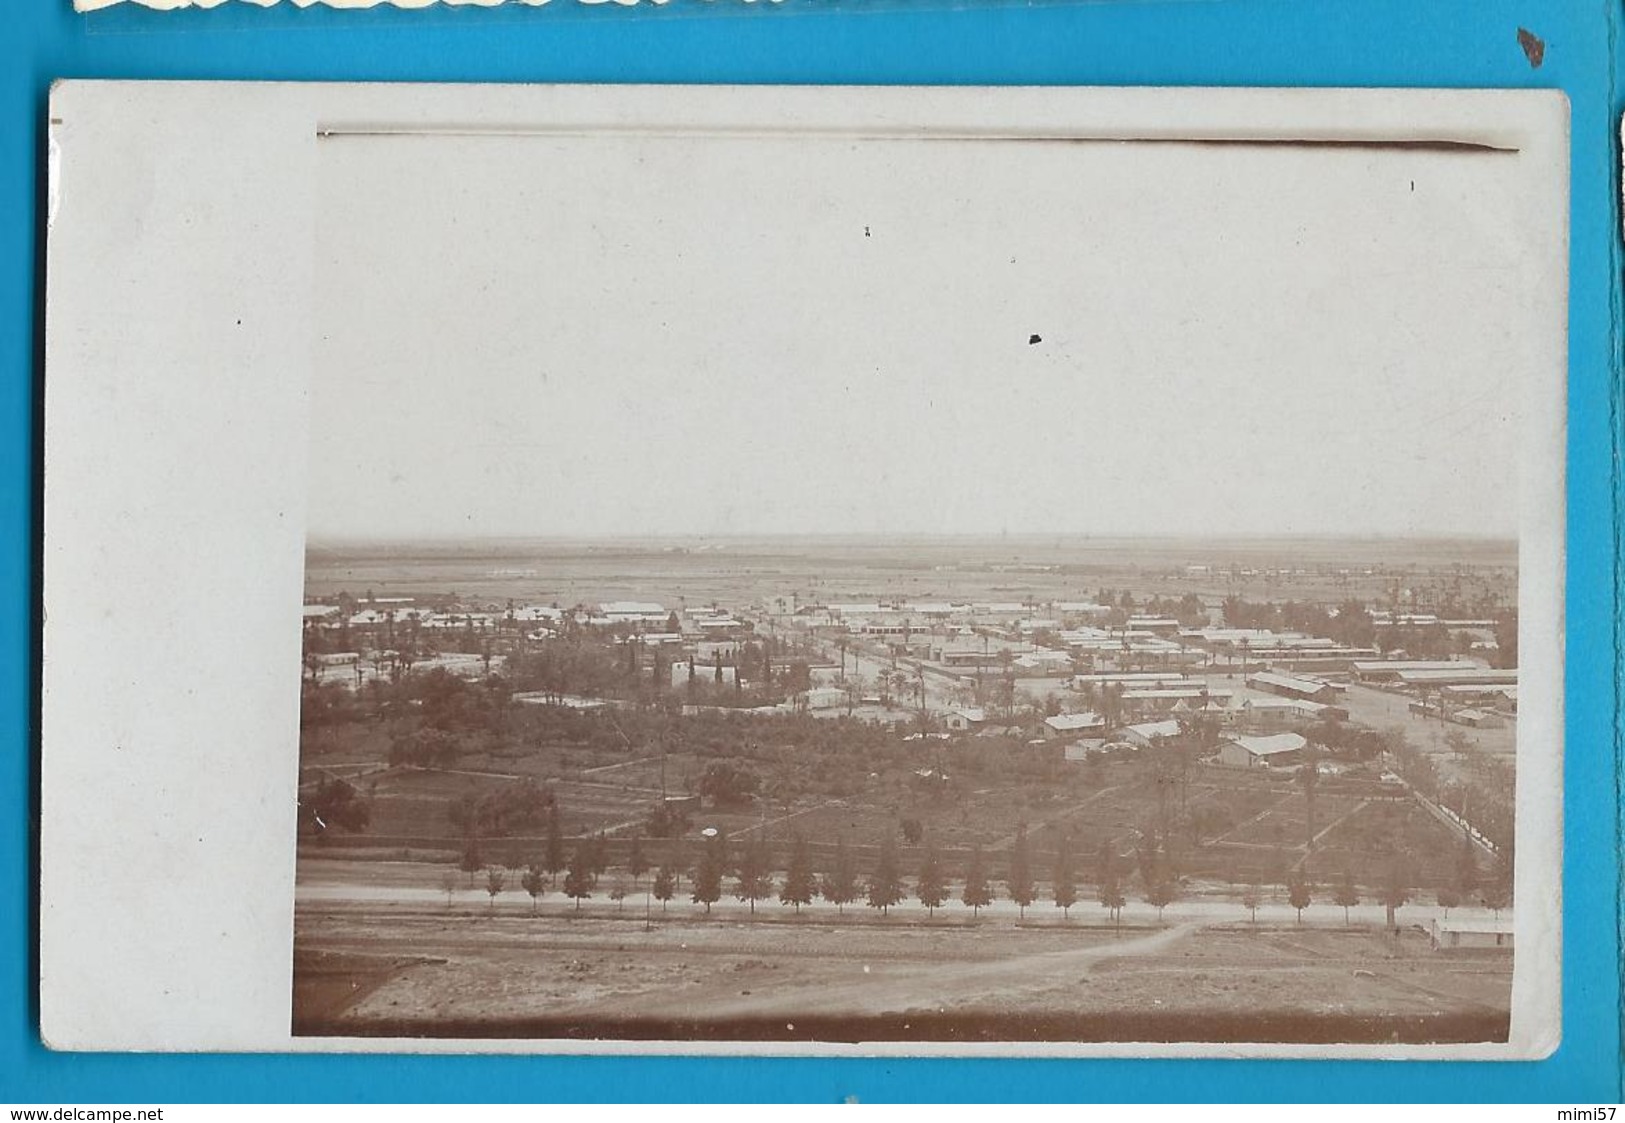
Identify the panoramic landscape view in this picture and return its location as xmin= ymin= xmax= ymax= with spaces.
xmin=291 ymin=116 xmax=1537 ymax=1045
xmin=293 ymin=535 xmax=1519 ymax=1043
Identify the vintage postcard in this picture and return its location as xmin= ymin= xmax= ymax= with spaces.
xmin=40 ymin=83 xmax=1567 ymax=1055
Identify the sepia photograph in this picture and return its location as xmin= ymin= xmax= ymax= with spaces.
xmin=38 ymin=82 xmax=1566 ymax=1057
xmin=283 ymin=87 xmax=1564 ymax=1050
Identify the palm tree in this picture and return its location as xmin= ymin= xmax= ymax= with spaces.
xmin=889 ymin=670 xmax=911 ymax=710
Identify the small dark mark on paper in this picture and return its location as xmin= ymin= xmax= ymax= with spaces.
xmin=864 ymin=225 xmax=871 ymax=238
xmin=1409 ymin=181 xmax=1415 ymax=192
xmin=1028 ymin=334 xmax=1042 ymax=345
xmin=1517 ymin=28 xmax=1545 ymax=68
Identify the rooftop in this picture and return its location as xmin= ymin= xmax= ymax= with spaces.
xmin=1243 ymin=697 xmax=1326 ymax=712
xmin=1248 ymin=670 xmax=1333 ymax=693
xmin=1352 ymin=660 xmax=1485 ymax=673
xmin=600 ymin=601 xmax=667 ymax=616
xmin=1227 ymin=732 xmax=1308 ymax=757
xmin=1397 ymin=668 xmax=1518 ymax=684
xmin=1122 ymin=688 xmax=1233 ymax=700
xmin=1045 ymin=712 xmax=1104 ymax=731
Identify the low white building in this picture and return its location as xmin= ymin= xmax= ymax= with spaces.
xmin=1122 ymin=719 xmax=1182 ymax=748
xmin=1247 ymin=670 xmax=1341 ymax=702
xmin=509 ymin=605 xmax=563 ymax=623
xmin=602 ymin=600 xmax=666 ymax=617
xmin=1013 ymin=650 xmax=1073 ymax=674
xmin=1350 ymin=659 xmax=1482 ymax=683
xmin=940 ymin=647 xmax=981 ymax=667
xmin=1430 ymin=916 xmax=1514 ymax=950
xmin=804 ymin=686 xmax=847 ymax=710
xmin=1217 ymin=732 xmax=1307 ymax=768
xmin=945 ymin=707 xmax=988 ymax=731
xmin=1055 ymin=602 xmax=1114 ymax=619
xmin=590 ymin=601 xmax=671 ymax=627
xmin=1451 ymin=707 xmax=1505 ymax=729
xmin=694 ymin=617 xmax=745 ymax=635
xmin=1044 ymin=712 xmax=1105 ymax=736
xmin=1063 ymin=738 xmax=1109 ymax=762
xmin=1239 ymin=697 xmax=1332 ymax=729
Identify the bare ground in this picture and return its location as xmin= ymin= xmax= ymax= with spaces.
xmin=292 ymin=895 xmax=1511 ymax=1043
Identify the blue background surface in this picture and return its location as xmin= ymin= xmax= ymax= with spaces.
xmin=3 ymin=0 xmax=1620 ymax=1103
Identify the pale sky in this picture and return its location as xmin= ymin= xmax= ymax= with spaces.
xmin=311 ymin=130 xmax=1536 ymax=541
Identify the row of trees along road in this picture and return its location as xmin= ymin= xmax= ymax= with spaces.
xmin=447 ymin=826 xmax=1506 ymax=926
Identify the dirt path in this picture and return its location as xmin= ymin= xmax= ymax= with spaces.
xmin=1291 ymin=799 xmax=1371 ymax=870
xmin=1210 ymin=790 xmax=1299 ymax=846
xmin=580 ymin=756 xmax=663 ymax=778
xmin=298 ymin=762 xmax=393 ymax=791
xmin=614 ymin=920 xmax=1202 ymax=1020
xmin=424 ymin=767 xmax=524 ymax=781
xmin=987 ymin=781 xmax=1138 ymax=849
xmin=727 ymin=799 xmax=841 ymax=841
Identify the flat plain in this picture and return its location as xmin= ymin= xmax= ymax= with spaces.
xmin=294 ymin=535 xmax=1517 ymax=1044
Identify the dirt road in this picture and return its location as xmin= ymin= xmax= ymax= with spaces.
xmin=670 ymin=921 xmax=1201 ymax=1021
xmin=295 ymin=856 xmax=1506 ymax=931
